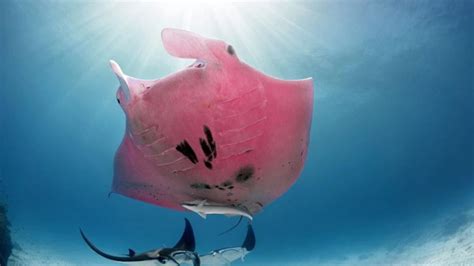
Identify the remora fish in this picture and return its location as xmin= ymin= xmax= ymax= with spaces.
xmin=182 ymin=200 xmax=253 ymax=220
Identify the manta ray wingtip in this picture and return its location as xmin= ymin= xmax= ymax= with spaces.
xmin=161 ymin=28 xmax=180 ymax=46
xmin=161 ymin=27 xmax=174 ymax=36
xmin=242 ymin=223 xmax=256 ymax=251
xmin=109 ymin=60 xmax=124 ymax=77
xmin=294 ymin=76 xmax=313 ymax=87
xmin=109 ymin=59 xmax=131 ymax=101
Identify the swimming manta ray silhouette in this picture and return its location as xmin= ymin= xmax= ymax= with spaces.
xmin=110 ymin=28 xmax=314 ymax=217
xmin=80 ymin=218 xmax=200 ymax=265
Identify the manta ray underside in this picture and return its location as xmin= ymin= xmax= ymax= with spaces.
xmin=111 ymin=28 xmax=314 ymax=215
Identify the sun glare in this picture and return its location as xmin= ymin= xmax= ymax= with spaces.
xmin=12 ymin=1 xmax=316 ymax=86
xmin=98 ymin=1 xmax=314 ymax=74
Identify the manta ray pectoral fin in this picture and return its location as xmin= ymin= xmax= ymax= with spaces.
xmin=241 ymin=223 xmax=256 ymax=251
xmin=161 ymin=28 xmax=227 ymax=63
xmin=162 ymin=28 xmax=208 ymax=60
xmin=172 ymin=218 xmax=196 ymax=251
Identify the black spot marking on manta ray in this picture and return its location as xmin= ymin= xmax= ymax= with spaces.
xmin=204 ymin=125 xmax=217 ymax=158
xmin=190 ymin=183 xmax=212 ymax=190
xmin=200 ymin=125 xmax=217 ymax=170
xmin=176 ymin=140 xmax=199 ymax=164
xmin=117 ymin=98 xmax=120 ymax=104
xmin=235 ymin=166 xmax=255 ymax=183
xmin=204 ymin=161 xmax=213 ymax=169
xmin=222 ymin=181 xmax=233 ymax=187
xmin=227 ymin=45 xmax=235 ymax=55
xmin=214 ymin=184 xmax=228 ymax=191
xmin=200 ymin=139 xmax=213 ymax=159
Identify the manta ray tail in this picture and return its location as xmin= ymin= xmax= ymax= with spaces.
xmin=242 ymin=223 xmax=256 ymax=251
xmin=218 ymin=216 xmax=244 ymax=236
xmin=173 ymin=218 xmax=196 ymax=251
xmin=79 ymin=229 xmax=147 ymax=262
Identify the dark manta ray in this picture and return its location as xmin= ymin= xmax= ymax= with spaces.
xmin=80 ymin=218 xmax=200 ymax=265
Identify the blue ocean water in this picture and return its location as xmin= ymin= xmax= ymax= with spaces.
xmin=1 ymin=1 xmax=473 ymax=265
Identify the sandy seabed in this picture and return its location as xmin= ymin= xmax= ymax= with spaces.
xmin=7 ymin=210 xmax=474 ymax=266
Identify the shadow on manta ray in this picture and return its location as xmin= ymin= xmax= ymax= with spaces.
xmin=80 ymin=218 xmax=256 ymax=266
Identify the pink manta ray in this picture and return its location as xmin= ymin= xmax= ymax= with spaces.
xmin=110 ymin=28 xmax=313 ymax=215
